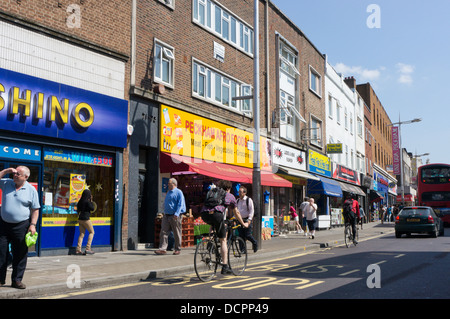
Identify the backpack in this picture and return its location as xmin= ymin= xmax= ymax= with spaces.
xmin=237 ymin=197 xmax=250 ymax=210
xmin=204 ymin=187 xmax=227 ymax=208
xmin=343 ymin=199 xmax=355 ymax=218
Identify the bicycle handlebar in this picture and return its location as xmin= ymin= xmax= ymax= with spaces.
xmin=227 ymin=217 xmax=242 ymax=230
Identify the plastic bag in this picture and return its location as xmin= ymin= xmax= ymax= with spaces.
xmin=25 ymin=232 xmax=38 ymax=247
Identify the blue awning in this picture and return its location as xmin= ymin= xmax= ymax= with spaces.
xmin=307 ymin=174 xmax=343 ymax=197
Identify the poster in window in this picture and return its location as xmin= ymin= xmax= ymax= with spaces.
xmin=70 ymin=174 xmax=86 ymax=205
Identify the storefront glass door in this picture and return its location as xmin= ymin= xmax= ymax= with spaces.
xmin=0 ymin=162 xmax=42 ymax=256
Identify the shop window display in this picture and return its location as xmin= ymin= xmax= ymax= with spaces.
xmin=42 ymin=160 xmax=114 ymax=218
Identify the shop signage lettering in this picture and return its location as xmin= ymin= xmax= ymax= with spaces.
xmin=396 ymin=194 xmax=413 ymax=202
xmin=42 ymin=216 xmax=112 ymax=227
xmin=326 ymin=143 xmax=343 ymax=154
xmin=391 ymin=126 xmax=400 ymax=175
xmin=184 ymin=120 xmax=250 ymax=148
xmin=377 ymin=176 xmax=389 ymax=186
xmin=308 ymin=150 xmax=331 ymax=177
xmin=44 ymin=148 xmax=113 ymax=167
xmin=332 ymin=163 xmax=360 ymax=185
xmin=0 ymin=67 xmax=128 ymax=148
xmin=272 ymin=142 xmax=306 ymax=171
xmin=0 ymin=86 xmax=94 ymax=129
xmin=373 ymin=172 xmax=388 ymax=194
xmin=0 ymin=141 xmax=41 ymax=162
xmin=160 ymin=105 xmax=272 ymax=170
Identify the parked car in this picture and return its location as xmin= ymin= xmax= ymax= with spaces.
xmin=395 ymin=206 xmax=444 ymax=238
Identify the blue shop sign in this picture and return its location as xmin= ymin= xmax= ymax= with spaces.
xmin=0 ymin=67 xmax=128 ymax=148
xmin=0 ymin=140 xmax=41 ymax=162
xmin=374 ymin=172 xmax=388 ymax=193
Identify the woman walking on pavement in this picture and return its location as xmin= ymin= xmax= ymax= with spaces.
xmin=289 ymin=201 xmax=303 ymax=234
xmin=76 ymin=189 xmax=95 ymax=255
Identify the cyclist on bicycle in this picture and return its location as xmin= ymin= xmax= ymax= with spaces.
xmin=343 ymin=193 xmax=360 ymax=244
xmin=201 ymin=180 xmax=248 ymax=274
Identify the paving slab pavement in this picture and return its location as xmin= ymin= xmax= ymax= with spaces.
xmin=0 ymin=222 xmax=395 ymax=299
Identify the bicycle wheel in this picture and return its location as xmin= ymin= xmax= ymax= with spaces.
xmin=228 ymin=236 xmax=247 ymax=276
xmin=353 ymin=227 xmax=359 ymax=246
xmin=344 ymin=225 xmax=352 ymax=248
xmin=194 ymin=238 xmax=218 ymax=282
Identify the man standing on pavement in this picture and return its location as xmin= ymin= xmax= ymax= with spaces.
xmin=304 ymin=198 xmax=318 ymax=239
xmin=236 ymin=186 xmax=258 ymax=253
xmin=299 ymin=197 xmax=309 ymax=236
xmin=0 ymin=166 xmax=40 ymax=289
xmin=155 ymin=178 xmax=186 ymax=256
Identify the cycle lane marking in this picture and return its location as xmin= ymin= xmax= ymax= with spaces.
xmin=45 ymin=230 xmax=395 ymax=298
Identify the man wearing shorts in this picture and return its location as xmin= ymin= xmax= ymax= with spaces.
xmin=304 ymin=198 xmax=318 ymax=239
xmin=201 ymin=180 xmax=247 ymax=274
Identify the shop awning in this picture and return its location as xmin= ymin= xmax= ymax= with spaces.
xmin=370 ymin=190 xmax=384 ymax=202
xmin=307 ymin=174 xmax=343 ymax=197
xmin=160 ymin=152 xmax=292 ymax=187
xmin=278 ymin=167 xmax=320 ymax=181
xmin=338 ymin=181 xmax=366 ymax=196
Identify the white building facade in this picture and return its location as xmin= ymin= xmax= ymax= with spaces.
xmin=324 ymin=57 xmax=365 ymax=175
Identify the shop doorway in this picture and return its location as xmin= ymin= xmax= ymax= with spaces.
xmin=137 ymin=147 xmax=158 ymax=244
xmin=0 ymin=162 xmax=42 ymax=256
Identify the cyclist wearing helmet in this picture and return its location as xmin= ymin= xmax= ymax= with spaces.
xmin=343 ymin=193 xmax=360 ymax=244
xmin=201 ymin=180 xmax=247 ymax=274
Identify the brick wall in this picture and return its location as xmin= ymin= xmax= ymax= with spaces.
xmin=357 ymin=83 xmax=393 ymax=173
xmin=266 ymin=1 xmax=325 ymax=152
xmin=0 ymin=0 xmax=132 ymax=251
xmin=134 ymin=0 xmax=255 ymax=129
xmin=0 ymin=0 xmax=131 ymax=57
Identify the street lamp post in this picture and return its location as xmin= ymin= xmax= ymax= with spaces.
xmin=252 ymin=0 xmax=262 ymax=250
xmin=388 ymin=116 xmax=422 ymax=205
xmin=233 ymin=0 xmax=261 ymax=249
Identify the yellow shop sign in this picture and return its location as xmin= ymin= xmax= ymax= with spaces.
xmin=160 ymin=105 xmax=254 ymax=168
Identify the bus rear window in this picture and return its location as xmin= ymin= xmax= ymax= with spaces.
xmin=421 ymin=167 xmax=450 ymax=184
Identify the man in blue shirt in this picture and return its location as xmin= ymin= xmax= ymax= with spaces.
xmin=0 ymin=166 xmax=40 ymax=289
xmin=155 ymin=178 xmax=186 ymax=255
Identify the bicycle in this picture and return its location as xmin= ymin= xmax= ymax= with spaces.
xmin=275 ymin=210 xmax=290 ymax=235
xmin=344 ymin=216 xmax=359 ymax=248
xmin=194 ymin=217 xmax=248 ymax=282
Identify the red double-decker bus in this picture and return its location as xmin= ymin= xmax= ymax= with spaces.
xmin=417 ymin=163 xmax=450 ymax=225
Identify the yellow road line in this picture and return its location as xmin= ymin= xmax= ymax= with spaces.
xmin=44 ymin=230 xmax=392 ymax=298
xmin=40 ymin=281 xmax=150 ymax=299
xmin=339 ymin=269 xmax=360 ymax=276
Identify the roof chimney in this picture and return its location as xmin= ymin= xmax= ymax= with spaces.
xmin=344 ymin=76 xmax=356 ymax=89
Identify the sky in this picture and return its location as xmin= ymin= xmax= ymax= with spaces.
xmin=272 ymin=0 xmax=450 ymax=165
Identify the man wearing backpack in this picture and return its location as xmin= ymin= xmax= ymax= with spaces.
xmin=236 ymin=186 xmax=258 ymax=253
xmin=201 ymin=180 xmax=247 ymax=274
xmin=343 ymin=193 xmax=360 ymax=244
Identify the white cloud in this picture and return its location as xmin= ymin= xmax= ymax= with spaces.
xmin=396 ymin=63 xmax=415 ymax=84
xmin=334 ymin=63 xmax=381 ymax=81
xmin=398 ymin=74 xmax=413 ymax=84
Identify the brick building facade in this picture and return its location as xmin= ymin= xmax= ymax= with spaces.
xmin=267 ymin=1 xmax=326 ymax=153
xmin=128 ymin=0 xmax=259 ymax=248
xmin=0 ymin=0 xmax=131 ymax=255
xmin=356 ymin=82 xmax=393 ymax=172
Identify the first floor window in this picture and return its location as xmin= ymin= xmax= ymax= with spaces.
xmin=193 ymin=60 xmax=252 ymax=114
xmin=310 ymin=116 xmax=322 ymax=147
xmin=154 ymin=40 xmax=174 ymax=87
xmin=280 ymin=91 xmax=295 ymax=141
